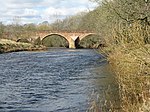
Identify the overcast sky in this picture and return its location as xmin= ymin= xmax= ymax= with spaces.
xmin=0 ymin=0 xmax=97 ymax=25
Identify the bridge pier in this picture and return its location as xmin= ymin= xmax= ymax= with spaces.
xmin=69 ymin=40 xmax=76 ymax=48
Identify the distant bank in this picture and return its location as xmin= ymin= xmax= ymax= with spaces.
xmin=0 ymin=39 xmax=47 ymax=53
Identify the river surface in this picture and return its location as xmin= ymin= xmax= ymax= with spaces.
xmin=0 ymin=49 xmax=117 ymax=112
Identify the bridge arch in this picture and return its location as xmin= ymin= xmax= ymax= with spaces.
xmin=42 ymin=33 xmax=70 ymax=42
xmin=79 ymin=33 xmax=103 ymax=48
xmin=79 ymin=33 xmax=98 ymax=41
xmin=41 ymin=33 xmax=70 ymax=48
xmin=16 ymin=38 xmax=30 ymax=43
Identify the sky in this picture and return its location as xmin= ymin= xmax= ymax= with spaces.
xmin=0 ymin=0 xmax=98 ymax=25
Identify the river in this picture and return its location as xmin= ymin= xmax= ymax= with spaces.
xmin=0 ymin=49 xmax=117 ymax=112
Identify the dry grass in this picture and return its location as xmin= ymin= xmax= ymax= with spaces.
xmin=88 ymin=22 xmax=150 ymax=112
xmin=108 ymin=45 xmax=150 ymax=111
xmin=104 ymin=22 xmax=150 ymax=112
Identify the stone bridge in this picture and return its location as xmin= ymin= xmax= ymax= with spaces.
xmin=31 ymin=31 xmax=97 ymax=48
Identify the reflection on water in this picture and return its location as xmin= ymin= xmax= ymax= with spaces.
xmin=0 ymin=48 xmax=118 ymax=112
xmin=88 ymin=64 xmax=120 ymax=111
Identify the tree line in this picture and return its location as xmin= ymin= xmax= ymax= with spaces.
xmin=0 ymin=0 xmax=149 ymax=46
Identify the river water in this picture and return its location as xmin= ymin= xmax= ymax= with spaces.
xmin=0 ymin=49 xmax=117 ymax=112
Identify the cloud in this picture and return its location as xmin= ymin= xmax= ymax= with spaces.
xmin=0 ymin=0 xmax=97 ymax=24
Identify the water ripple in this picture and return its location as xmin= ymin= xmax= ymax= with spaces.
xmin=0 ymin=49 xmax=112 ymax=112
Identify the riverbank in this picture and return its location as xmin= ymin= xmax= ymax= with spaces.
xmin=0 ymin=39 xmax=47 ymax=53
xmin=99 ymin=23 xmax=150 ymax=111
xmin=106 ymin=44 xmax=150 ymax=111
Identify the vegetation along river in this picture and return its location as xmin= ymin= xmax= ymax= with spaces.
xmin=0 ymin=49 xmax=118 ymax=112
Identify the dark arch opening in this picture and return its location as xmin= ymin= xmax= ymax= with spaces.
xmin=75 ymin=37 xmax=80 ymax=48
xmin=79 ymin=34 xmax=105 ymax=48
xmin=16 ymin=38 xmax=30 ymax=43
xmin=42 ymin=34 xmax=69 ymax=48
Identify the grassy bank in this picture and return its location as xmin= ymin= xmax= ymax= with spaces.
xmin=0 ymin=39 xmax=47 ymax=53
xmin=101 ymin=22 xmax=150 ymax=112
xmin=106 ymin=45 xmax=150 ymax=111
